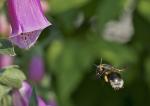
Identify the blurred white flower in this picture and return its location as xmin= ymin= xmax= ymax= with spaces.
xmin=102 ymin=0 xmax=136 ymax=43
xmin=103 ymin=12 xmax=134 ymax=43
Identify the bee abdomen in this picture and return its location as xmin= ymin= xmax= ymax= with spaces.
xmin=107 ymin=72 xmax=124 ymax=90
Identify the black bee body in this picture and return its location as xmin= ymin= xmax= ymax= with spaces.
xmin=96 ymin=63 xmax=124 ymax=90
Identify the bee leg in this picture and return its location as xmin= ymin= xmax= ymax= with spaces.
xmin=96 ymin=69 xmax=100 ymax=79
xmin=93 ymin=64 xmax=98 ymax=68
xmin=116 ymin=69 xmax=125 ymax=72
xmin=96 ymin=75 xmax=101 ymax=79
xmin=96 ymin=70 xmax=106 ymax=79
xmin=112 ymin=68 xmax=124 ymax=72
xmin=104 ymin=75 xmax=109 ymax=82
xmin=99 ymin=70 xmax=107 ymax=77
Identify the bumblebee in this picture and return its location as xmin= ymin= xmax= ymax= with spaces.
xmin=96 ymin=62 xmax=124 ymax=90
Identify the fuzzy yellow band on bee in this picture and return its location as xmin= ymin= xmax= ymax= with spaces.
xmin=104 ymin=75 xmax=108 ymax=82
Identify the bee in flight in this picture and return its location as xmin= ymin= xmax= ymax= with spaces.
xmin=96 ymin=59 xmax=124 ymax=90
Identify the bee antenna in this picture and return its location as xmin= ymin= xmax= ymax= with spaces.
xmin=100 ymin=58 xmax=103 ymax=64
xmin=99 ymin=71 xmax=105 ymax=76
xmin=93 ymin=64 xmax=98 ymax=68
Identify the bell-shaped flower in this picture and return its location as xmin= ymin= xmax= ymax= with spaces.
xmin=28 ymin=55 xmax=45 ymax=82
xmin=13 ymin=81 xmax=48 ymax=106
xmin=37 ymin=96 xmax=47 ymax=106
xmin=7 ymin=0 xmax=51 ymax=49
xmin=19 ymin=81 xmax=33 ymax=104
xmin=12 ymin=90 xmax=27 ymax=106
xmin=12 ymin=81 xmax=31 ymax=106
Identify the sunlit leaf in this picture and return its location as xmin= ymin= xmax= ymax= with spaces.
xmin=47 ymin=38 xmax=94 ymax=106
xmin=0 ymin=65 xmax=26 ymax=88
xmin=96 ymin=0 xmax=124 ymax=33
xmin=0 ymin=95 xmax=12 ymax=106
xmin=50 ymin=0 xmax=90 ymax=14
xmin=0 ymin=0 xmax=5 ymax=10
xmin=0 ymin=85 xmax=11 ymax=101
xmin=138 ymin=0 xmax=150 ymax=22
xmin=145 ymin=55 xmax=150 ymax=88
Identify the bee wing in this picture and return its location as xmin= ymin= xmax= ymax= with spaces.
xmin=112 ymin=67 xmax=125 ymax=72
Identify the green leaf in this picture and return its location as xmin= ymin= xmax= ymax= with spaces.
xmin=0 ymin=65 xmax=26 ymax=88
xmin=0 ymin=85 xmax=11 ymax=101
xmin=29 ymin=88 xmax=38 ymax=106
xmin=47 ymin=39 xmax=94 ymax=106
xmin=133 ymin=11 xmax=150 ymax=47
xmin=138 ymin=0 xmax=150 ymax=22
xmin=0 ymin=39 xmax=15 ymax=56
xmin=0 ymin=95 xmax=12 ymax=106
xmin=145 ymin=56 xmax=150 ymax=87
xmin=96 ymin=41 xmax=137 ymax=66
xmin=0 ymin=0 xmax=5 ymax=10
xmin=50 ymin=0 xmax=90 ymax=14
xmin=96 ymin=0 xmax=124 ymax=33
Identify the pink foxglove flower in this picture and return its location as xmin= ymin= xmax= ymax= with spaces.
xmin=12 ymin=81 xmax=31 ymax=106
xmin=0 ymin=55 xmax=14 ymax=68
xmin=28 ymin=55 xmax=45 ymax=82
xmin=38 ymin=96 xmax=47 ymax=106
xmin=19 ymin=81 xmax=32 ymax=104
xmin=12 ymin=90 xmax=27 ymax=106
xmin=13 ymin=81 xmax=48 ymax=106
xmin=7 ymin=0 xmax=51 ymax=49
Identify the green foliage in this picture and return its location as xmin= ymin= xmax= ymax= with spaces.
xmin=50 ymin=0 xmax=90 ymax=14
xmin=96 ymin=0 xmax=124 ymax=32
xmin=0 ymin=39 xmax=15 ymax=56
xmin=45 ymin=0 xmax=150 ymax=106
xmin=0 ymin=0 xmax=5 ymax=10
xmin=29 ymin=88 xmax=38 ymax=106
xmin=0 ymin=65 xmax=26 ymax=88
xmin=0 ymin=66 xmax=26 ymax=105
xmin=138 ymin=0 xmax=150 ymax=22
xmin=0 ymin=65 xmax=25 ymax=89
xmin=0 ymin=95 xmax=12 ymax=106
xmin=0 ymin=85 xmax=11 ymax=101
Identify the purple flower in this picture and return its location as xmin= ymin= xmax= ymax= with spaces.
xmin=19 ymin=81 xmax=32 ymax=104
xmin=28 ymin=55 xmax=45 ymax=82
xmin=13 ymin=81 xmax=48 ymax=106
xmin=0 ymin=55 xmax=14 ymax=68
xmin=12 ymin=90 xmax=27 ymax=106
xmin=38 ymin=96 xmax=47 ymax=106
xmin=12 ymin=81 xmax=32 ymax=106
xmin=7 ymin=0 xmax=51 ymax=49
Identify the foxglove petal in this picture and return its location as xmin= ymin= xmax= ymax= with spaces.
xmin=28 ymin=55 xmax=45 ymax=82
xmin=7 ymin=0 xmax=51 ymax=49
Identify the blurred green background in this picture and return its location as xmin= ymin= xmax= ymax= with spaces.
xmin=1 ymin=0 xmax=150 ymax=106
